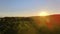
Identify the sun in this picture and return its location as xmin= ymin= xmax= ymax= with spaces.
xmin=39 ymin=11 xmax=50 ymax=16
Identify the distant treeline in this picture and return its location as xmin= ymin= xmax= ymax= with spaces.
xmin=0 ymin=17 xmax=60 ymax=34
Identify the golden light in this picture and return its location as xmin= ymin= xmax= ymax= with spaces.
xmin=39 ymin=11 xmax=50 ymax=16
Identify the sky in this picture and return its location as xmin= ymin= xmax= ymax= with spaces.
xmin=0 ymin=0 xmax=60 ymax=17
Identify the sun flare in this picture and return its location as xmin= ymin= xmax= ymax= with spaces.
xmin=39 ymin=11 xmax=50 ymax=16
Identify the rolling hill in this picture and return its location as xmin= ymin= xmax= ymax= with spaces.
xmin=0 ymin=14 xmax=60 ymax=34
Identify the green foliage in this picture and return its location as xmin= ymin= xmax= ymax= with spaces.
xmin=0 ymin=17 xmax=38 ymax=34
xmin=0 ymin=17 xmax=60 ymax=34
